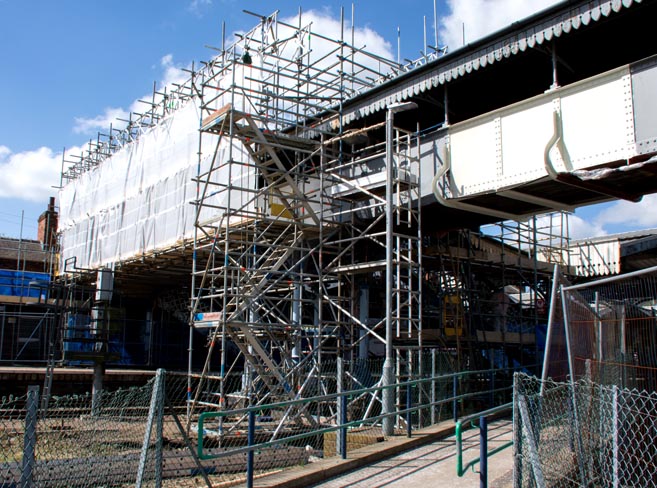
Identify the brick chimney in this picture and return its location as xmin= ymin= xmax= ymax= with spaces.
xmin=38 ymin=197 xmax=58 ymax=250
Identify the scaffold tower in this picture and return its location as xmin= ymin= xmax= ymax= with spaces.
xmin=186 ymin=10 xmax=422 ymax=431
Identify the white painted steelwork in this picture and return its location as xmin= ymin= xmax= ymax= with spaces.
xmin=431 ymin=60 xmax=657 ymax=219
xmin=442 ymin=66 xmax=633 ymax=195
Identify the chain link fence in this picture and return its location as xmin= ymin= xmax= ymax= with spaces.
xmin=1 ymin=378 xmax=157 ymax=487
xmin=1 ymin=372 xmax=242 ymax=488
xmin=514 ymin=372 xmax=657 ymax=487
xmin=1 ymin=357 xmax=524 ymax=487
xmin=543 ymin=265 xmax=657 ymax=390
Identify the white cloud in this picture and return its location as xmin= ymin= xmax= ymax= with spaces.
xmin=71 ymin=53 xmax=188 ymax=142
xmin=188 ymin=0 xmax=211 ymax=17
xmin=567 ymin=213 xmax=608 ymax=240
xmin=279 ymin=10 xmax=394 ymax=65
xmin=159 ymin=53 xmax=189 ymax=91
xmin=0 ymin=145 xmax=72 ymax=202
xmin=73 ymin=107 xmax=129 ymax=135
xmin=593 ymin=195 xmax=657 ymax=230
xmin=439 ymin=0 xmax=559 ymax=51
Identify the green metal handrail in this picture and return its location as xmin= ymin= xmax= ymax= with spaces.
xmin=455 ymin=402 xmax=513 ymax=478
xmin=195 ymin=366 xmax=530 ymax=461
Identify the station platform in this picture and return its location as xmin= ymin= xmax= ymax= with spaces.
xmin=0 ymin=366 xmax=156 ymax=396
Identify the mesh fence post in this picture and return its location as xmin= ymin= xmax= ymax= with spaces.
xmin=453 ymin=375 xmax=458 ymax=422
xmin=337 ymin=356 xmax=344 ymax=455
xmin=431 ymin=349 xmax=436 ymax=425
xmin=155 ymin=370 xmax=165 ymax=488
xmin=612 ymin=385 xmax=619 ymax=488
xmin=517 ymin=393 xmax=546 ymax=487
xmin=246 ymin=408 xmax=255 ymax=488
xmin=406 ymin=384 xmax=412 ymax=438
xmin=340 ymin=393 xmax=348 ymax=459
xmin=136 ymin=368 xmax=165 ymax=488
xmin=489 ymin=368 xmax=495 ymax=409
xmin=480 ymin=415 xmax=487 ymax=488
xmin=594 ymin=291 xmax=602 ymax=364
xmin=541 ymin=265 xmax=562 ymax=388
xmin=20 ymin=385 xmax=38 ymax=488
xmin=619 ymin=304 xmax=627 ymax=389
xmin=513 ymin=375 xmax=523 ymax=487
xmin=561 ymin=284 xmax=575 ymax=384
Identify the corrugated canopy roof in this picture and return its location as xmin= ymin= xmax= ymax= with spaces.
xmin=339 ymin=0 xmax=643 ymax=126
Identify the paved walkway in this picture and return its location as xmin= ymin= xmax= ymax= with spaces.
xmin=251 ymin=418 xmax=514 ymax=488
xmin=313 ymin=420 xmax=514 ymax=488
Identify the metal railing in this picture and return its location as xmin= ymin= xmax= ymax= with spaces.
xmin=455 ymin=403 xmax=513 ymax=488
xmin=195 ymin=365 xmax=528 ymax=486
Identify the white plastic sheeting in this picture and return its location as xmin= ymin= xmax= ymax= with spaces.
xmin=58 ymin=41 xmax=338 ymax=271
xmin=59 ymin=100 xmax=254 ymax=269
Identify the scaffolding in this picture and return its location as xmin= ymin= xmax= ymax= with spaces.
xmin=52 ymin=7 xmax=579 ymax=442
xmin=184 ymin=10 xmax=422 ymax=435
xmin=0 ymin=234 xmax=57 ymax=367
xmin=421 ymin=213 xmax=570 ymax=373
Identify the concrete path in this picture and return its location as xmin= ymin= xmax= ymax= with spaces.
xmin=312 ymin=419 xmax=514 ymax=488
xmin=251 ymin=418 xmax=514 ymax=488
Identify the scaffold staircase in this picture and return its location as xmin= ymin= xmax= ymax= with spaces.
xmin=189 ymin=101 xmax=329 ymax=416
xmin=200 ymin=108 xmax=322 ymax=228
xmin=187 ymin=10 xmax=421 ymax=432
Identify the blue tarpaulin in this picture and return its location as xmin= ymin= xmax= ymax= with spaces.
xmin=64 ymin=314 xmax=133 ymax=365
xmin=0 ymin=269 xmax=50 ymax=298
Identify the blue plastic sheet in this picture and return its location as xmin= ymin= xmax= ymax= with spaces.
xmin=0 ymin=269 xmax=50 ymax=298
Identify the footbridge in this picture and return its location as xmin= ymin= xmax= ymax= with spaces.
xmin=337 ymin=0 xmax=657 ymax=225
xmin=432 ymin=57 xmax=657 ymax=220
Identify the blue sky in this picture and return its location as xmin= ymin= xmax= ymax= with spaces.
xmin=0 ymin=0 xmax=651 ymax=241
